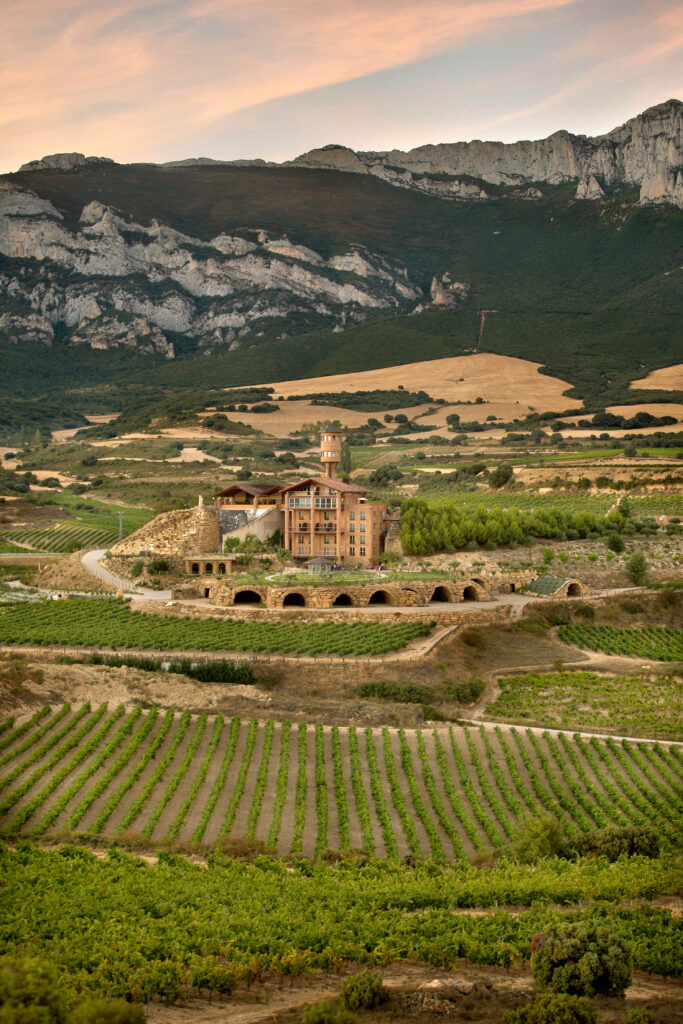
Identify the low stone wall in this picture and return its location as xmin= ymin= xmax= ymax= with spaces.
xmin=211 ymin=576 xmax=493 ymax=609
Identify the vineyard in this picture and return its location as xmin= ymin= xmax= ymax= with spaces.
xmin=629 ymin=494 xmax=683 ymax=516
xmin=1 ymin=844 xmax=681 ymax=1007
xmin=484 ymin=672 xmax=683 ymax=739
xmin=558 ymin=625 xmax=683 ymax=662
xmin=1 ymin=524 xmax=118 ymax=552
xmin=416 ymin=493 xmax=616 ymax=513
xmin=0 ymin=598 xmax=432 ymax=655
xmin=0 ymin=706 xmax=681 ymax=860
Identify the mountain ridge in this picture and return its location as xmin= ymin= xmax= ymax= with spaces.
xmin=17 ymin=100 xmax=683 ymax=208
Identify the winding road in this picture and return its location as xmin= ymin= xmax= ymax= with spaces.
xmin=80 ymin=549 xmax=172 ymax=601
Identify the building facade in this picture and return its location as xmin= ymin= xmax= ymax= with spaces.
xmin=215 ymin=427 xmax=388 ymax=566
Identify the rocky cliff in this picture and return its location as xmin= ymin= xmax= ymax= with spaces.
xmin=0 ymin=183 xmax=422 ymax=356
xmin=288 ymin=100 xmax=683 ymax=207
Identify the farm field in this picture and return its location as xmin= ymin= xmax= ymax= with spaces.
xmin=0 ymin=706 xmax=681 ymax=860
xmin=484 ymin=672 xmax=683 ymax=739
xmin=558 ymin=625 xmax=683 ymax=662
xmin=1 ymin=524 xmax=118 ymax=552
xmin=0 ymin=599 xmax=432 ymax=655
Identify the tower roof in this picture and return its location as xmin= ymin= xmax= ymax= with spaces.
xmin=320 ymin=424 xmax=342 ymax=433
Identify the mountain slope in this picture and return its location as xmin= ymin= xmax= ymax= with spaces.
xmin=1 ymin=102 xmax=682 ymax=429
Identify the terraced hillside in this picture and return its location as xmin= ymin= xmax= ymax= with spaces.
xmin=0 ymin=706 xmax=680 ymax=858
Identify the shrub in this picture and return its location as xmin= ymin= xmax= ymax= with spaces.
xmin=626 ymin=1009 xmax=651 ymax=1024
xmin=302 ymin=999 xmax=358 ymax=1024
xmin=358 ymin=681 xmax=432 ymax=704
xmin=339 ymin=972 xmax=388 ymax=1011
xmin=71 ymin=999 xmax=145 ymax=1023
xmin=607 ymin=534 xmax=625 ymax=553
xmin=502 ymin=993 xmax=596 ymax=1024
xmin=131 ymin=561 xmax=144 ymax=578
xmin=531 ymin=921 xmax=631 ymax=997
xmin=0 ymin=956 xmax=69 ymax=1023
xmin=510 ymin=812 xmax=568 ymax=863
xmin=570 ymin=826 xmax=659 ymax=861
xmin=442 ymin=677 xmax=485 ymax=703
xmin=147 ymin=558 xmax=169 ymax=574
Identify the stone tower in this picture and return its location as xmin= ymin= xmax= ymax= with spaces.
xmin=320 ymin=425 xmax=342 ymax=479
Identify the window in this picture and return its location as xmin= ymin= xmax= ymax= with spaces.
xmin=349 ymin=523 xmax=355 ymax=532
xmin=360 ymin=510 xmax=366 ymax=521
xmin=349 ymin=547 xmax=355 ymax=556
xmin=360 ymin=547 xmax=366 ymax=556
xmin=349 ymin=510 xmax=355 ymax=520
xmin=298 ymin=510 xmax=305 ymax=520
xmin=360 ymin=524 xmax=366 ymax=534
xmin=290 ymin=497 xmax=311 ymax=508
xmin=298 ymin=546 xmax=305 ymax=555
xmin=315 ymin=497 xmax=335 ymax=508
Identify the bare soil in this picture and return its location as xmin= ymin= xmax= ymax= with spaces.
xmin=146 ymin=962 xmax=683 ymax=1024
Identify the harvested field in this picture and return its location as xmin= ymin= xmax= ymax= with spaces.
xmin=0 ymin=706 xmax=680 ymax=859
xmin=263 ymin=354 xmax=577 ymax=412
xmin=630 ymin=364 xmax=683 ymax=391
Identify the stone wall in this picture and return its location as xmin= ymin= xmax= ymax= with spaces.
xmin=211 ymin=576 xmax=492 ymax=609
xmin=110 ymin=507 xmax=220 ymax=560
xmin=222 ymin=506 xmax=282 ymax=548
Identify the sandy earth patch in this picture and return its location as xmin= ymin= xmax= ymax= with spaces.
xmin=630 ymin=364 xmax=683 ymax=391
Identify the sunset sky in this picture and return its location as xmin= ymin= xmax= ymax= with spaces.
xmin=1 ymin=0 xmax=681 ymax=173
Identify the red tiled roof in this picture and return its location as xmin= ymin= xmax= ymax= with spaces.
xmin=278 ymin=476 xmax=367 ymax=494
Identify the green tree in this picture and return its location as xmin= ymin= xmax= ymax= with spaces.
xmin=626 ymin=550 xmax=647 ymax=585
xmin=0 ymin=956 xmax=69 ymax=1024
xmin=339 ymin=441 xmax=352 ymax=476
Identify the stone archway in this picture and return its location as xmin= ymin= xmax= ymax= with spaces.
xmin=431 ymin=585 xmax=452 ymax=603
xmin=283 ymin=592 xmax=306 ymax=607
xmin=191 ymin=563 xmax=199 ymax=575
xmin=218 ymin=563 xmax=226 ymax=574
xmin=462 ymin=585 xmax=478 ymax=601
xmin=567 ymin=582 xmax=582 ymax=596
xmin=233 ymin=589 xmax=262 ymax=605
xmin=332 ymin=593 xmax=353 ymax=606
xmin=368 ymin=590 xmax=392 ymax=605
xmin=205 ymin=563 xmax=213 ymax=574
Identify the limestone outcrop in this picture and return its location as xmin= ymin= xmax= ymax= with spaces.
xmin=18 ymin=153 xmax=115 ymax=172
xmin=0 ymin=186 xmax=421 ymax=355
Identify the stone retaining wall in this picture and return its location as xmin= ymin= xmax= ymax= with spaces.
xmin=210 ymin=577 xmax=496 ymax=609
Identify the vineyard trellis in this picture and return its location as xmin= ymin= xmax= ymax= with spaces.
xmin=1 ymin=707 xmax=680 ymax=860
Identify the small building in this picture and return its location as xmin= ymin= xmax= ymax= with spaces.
xmin=306 ymin=556 xmax=335 ymax=575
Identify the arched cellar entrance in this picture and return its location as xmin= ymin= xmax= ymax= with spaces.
xmin=283 ymin=592 xmax=306 ymax=607
xmin=567 ymin=582 xmax=582 ymax=596
xmin=368 ymin=590 xmax=392 ymax=605
xmin=191 ymin=563 xmax=199 ymax=575
xmin=462 ymin=585 xmax=478 ymax=601
xmin=332 ymin=593 xmax=353 ymax=606
xmin=233 ymin=590 xmax=262 ymax=605
xmin=204 ymin=563 xmax=213 ymax=574
xmin=218 ymin=563 xmax=226 ymax=574
xmin=431 ymin=585 xmax=452 ymax=603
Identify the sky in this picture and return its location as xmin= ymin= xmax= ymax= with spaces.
xmin=1 ymin=0 xmax=681 ymax=174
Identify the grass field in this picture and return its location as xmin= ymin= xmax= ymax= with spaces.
xmin=0 ymin=598 xmax=432 ymax=655
xmin=0 ymin=707 xmax=680 ymax=859
xmin=484 ymin=672 xmax=683 ymax=739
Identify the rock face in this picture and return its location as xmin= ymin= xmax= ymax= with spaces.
xmin=291 ymin=100 xmax=683 ymax=207
xmin=18 ymin=153 xmax=115 ymax=172
xmin=0 ymin=183 xmax=423 ymax=356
